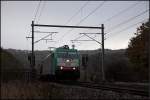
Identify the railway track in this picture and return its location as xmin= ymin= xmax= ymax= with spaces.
xmin=52 ymin=80 xmax=149 ymax=97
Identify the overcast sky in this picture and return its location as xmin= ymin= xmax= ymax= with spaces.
xmin=1 ymin=1 xmax=149 ymax=50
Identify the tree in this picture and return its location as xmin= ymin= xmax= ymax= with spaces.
xmin=126 ymin=20 xmax=149 ymax=81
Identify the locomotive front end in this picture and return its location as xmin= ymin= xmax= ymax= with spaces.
xmin=55 ymin=46 xmax=80 ymax=80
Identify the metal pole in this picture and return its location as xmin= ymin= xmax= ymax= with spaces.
xmin=32 ymin=21 xmax=34 ymax=67
xmin=31 ymin=21 xmax=35 ymax=79
xmin=101 ymin=24 xmax=105 ymax=81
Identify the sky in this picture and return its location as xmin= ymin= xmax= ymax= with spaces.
xmin=1 ymin=1 xmax=149 ymax=50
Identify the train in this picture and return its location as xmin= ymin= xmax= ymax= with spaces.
xmin=39 ymin=45 xmax=80 ymax=80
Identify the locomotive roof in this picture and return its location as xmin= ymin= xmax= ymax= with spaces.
xmin=54 ymin=48 xmax=78 ymax=52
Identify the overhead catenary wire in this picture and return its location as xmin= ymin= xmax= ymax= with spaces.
xmin=29 ymin=1 xmax=89 ymax=48
xmin=73 ymin=34 xmax=85 ymax=41
xmin=76 ymin=1 xmax=141 ymax=39
xmin=64 ymin=1 xmax=90 ymax=25
xmin=27 ymin=1 xmax=42 ymax=51
xmin=75 ymin=1 xmax=106 ymax=26
xmin=59 ymin=1 xmax=106 ymax=44
xmin=36 ymin=1 xmax=46 ymax=24
xmin=72 ymin=32 xmax=99 ymax=42
xmin=27 ymin=1 xmax=148 ymax=50
xmin=27 ymin=1 xmax=42 ymax=38
xmin=33 ymin=0 xmax=42 ymax=22
xmin=71 ymin=34 xmax=87 ymax=46
xmin=53 ymin=1 xmax=90 ymax=47
xmin=98 ymin=1 xmax=141 ymax=25
xmin=72 ymin=1 xmax=140 ymax=45
xmin=82 ymin=34 xmax=102 ymax=45
xmin=106 ymin=18 xmax=148 ymax=40
xmin=34 ymin=33 xmax=52 ymax=44
xmin=106 ymin=9 xmax=149 ymax=33
xmin=68 ymin=1 xmax=106 ymax=47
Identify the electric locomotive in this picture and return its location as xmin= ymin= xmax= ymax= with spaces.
xmin=39 ymin=45 xmax=80 ymax=80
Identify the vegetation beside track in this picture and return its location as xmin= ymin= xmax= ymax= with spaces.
xmin=1 ymin=80 xmax=148 ymax=99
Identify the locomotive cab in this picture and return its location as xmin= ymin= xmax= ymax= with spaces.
xmin=39 ymin=45 xmax=80 ymax=80
xmin=55 ymin=45 xmax=80 ymax=79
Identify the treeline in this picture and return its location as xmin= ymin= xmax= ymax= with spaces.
xmin=126 ymin=21 xmax=149 ymax=82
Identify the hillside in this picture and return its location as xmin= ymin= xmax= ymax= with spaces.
xmin=5 ymin=49 xmax=50 ymax=69
xmin=5 ymin=48 xmax=126 ymax=69
xmin=1 ymin=48 xmax=25 ymax=80
xmin=4 ymin=48 xmax=129 ymax=81
xmin=1 ymin=48 xmax=23 ymax=70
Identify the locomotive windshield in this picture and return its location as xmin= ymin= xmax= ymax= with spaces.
xmin=57 ymin=52 xmax=78 ymax=59
xmin=56 ymin=51 xmax=79 ymax=67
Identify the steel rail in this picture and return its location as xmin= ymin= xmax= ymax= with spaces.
xmin=53 ymin=81 xmax=149 ymax=97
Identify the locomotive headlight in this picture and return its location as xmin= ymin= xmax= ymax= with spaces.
xmin=60 ymin=66 xmax=63 ymax=70
xmin=66 ymin=59 xmax=70 ymax=62
xmin=73 ymin=67 xmax=76 ymax=70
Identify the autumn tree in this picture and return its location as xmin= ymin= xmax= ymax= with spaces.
xmin=126 ymin=20 xmax=149 ymax=81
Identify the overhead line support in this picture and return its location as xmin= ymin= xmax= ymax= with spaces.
xmin=29 ymin=21 xmax=105 ymax=82
xmin=81 ymin=33 xmax=102 ymax=45
xmin=31 ymin=21 xmax=36 ymax=80
xmin=34 ymin=24 xmax=101 ymax=29
xmin=80 ymin=33 xmax=101 ymax=34
xmin=101 ymin=24 xmax=105 ymax=81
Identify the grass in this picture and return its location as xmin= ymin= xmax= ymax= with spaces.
xmin=1 ymin=80 xmax=49 ymax=99
xmin=1 ymin=80 xmax=147 ymax=99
